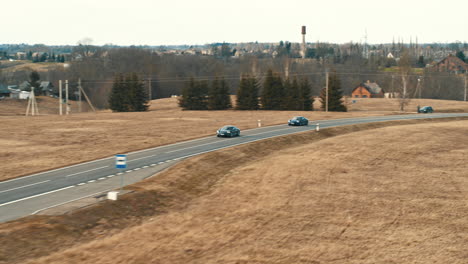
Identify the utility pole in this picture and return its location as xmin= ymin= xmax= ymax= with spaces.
xmin=26 ymin=87 xmax=39 ymax=116
xmin=464 ymin=73 xmax=467 ymax=102
xmin=59 ymin=80 xmax=63 ymax=115
xmin=391 ymin=75 xmax=394 ymax=98
xmin=325 ymin=70 xmax=329 ymax=112
xmin=65 ymin=80 xmax=70 ymax=115
xmin=148 ymin=77 xmax=152 ymax=105
xmin=78 ymin=82 xmax=96 ymax=112
xmin=78 ymin=78 xmax=82 ymax=112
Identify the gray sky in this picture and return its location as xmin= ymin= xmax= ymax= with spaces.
xmin=3 ymin=0 xmax=467 ymax=46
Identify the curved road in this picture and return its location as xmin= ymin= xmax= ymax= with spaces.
xmin=1 ymin=113 xmax=467 ymax=222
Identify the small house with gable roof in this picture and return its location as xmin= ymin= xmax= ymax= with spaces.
xmin=351 ymin=81 xmax=384 ymax=98
xmin=434 ymin=54 xmax=467 ymax=73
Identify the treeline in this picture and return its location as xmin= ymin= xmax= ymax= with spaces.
xmin=179 ymin=69 xmax=323 ymax=111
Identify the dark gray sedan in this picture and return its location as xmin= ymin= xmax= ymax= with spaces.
xmin=217 ymin=125 xmax=240 ymax=137
xmin=288 ymin=116 xmax=309 ymax=126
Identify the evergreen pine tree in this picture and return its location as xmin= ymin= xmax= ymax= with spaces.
xmin=109 ymin=73 xmax=148 ymax=112
xmin=208 ymin=77 xmax=231 ymax=110
xmin=109 ymin=74 xmax=126 ymax=111
xmin=179 ymin=77 xmax=209 ymax=110
xmin=237 ymin=75 xmax=252 ymax=110
xmin=284 ymin=78 xmax=301 ymax=110
xmin=129 ymin=73 xmax=148 ymax=112
xmin=261 ymin=69 xmax=283 ymax=110
xmin=299 ymin=77 xmax=313 ymax=111
xmin=237 ymin=75 xmax=260 ymax=110
xmin=218 ymin=78 xmax=232 ymax=109
xmin=456 ymin=51 xmax=466 ymax=62
xmin=247 ymin=76 xmax=260 ymax=110
xmin=261 ymin=69 xmax=275 ymax=110
xmin=319 ymin=70 xmax=347 ymax=112
xmin=28 ymin=71 xmax=41 ymax=96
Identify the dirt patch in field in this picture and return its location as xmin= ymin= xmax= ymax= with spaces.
xmin=1 ymin=117 xmax=467 ymax=264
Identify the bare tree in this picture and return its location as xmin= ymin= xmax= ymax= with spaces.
xmin=398 ymin=49 xmax=412 ymax=111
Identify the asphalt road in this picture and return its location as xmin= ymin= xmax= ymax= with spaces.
xmin=1 ymin=113 xmax=467 ymax=222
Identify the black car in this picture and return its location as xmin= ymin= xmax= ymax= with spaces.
xmin=288 ymin=116 xmax=309 ymax=126
xmin=217 ymin=125 xmax=240 ymax=137
xmin=418 ymin=106 xmax=434 ymax=113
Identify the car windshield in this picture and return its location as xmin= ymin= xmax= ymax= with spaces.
xmin=221 ymin=126 xmax=233 ymax=130
xmin=292 ymin=117 xmax=300 ymax=120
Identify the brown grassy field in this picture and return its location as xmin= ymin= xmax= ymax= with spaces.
xmin=10 ymin=119 xmax=466 ymax=264
xmin=0 ymin=97 xmax=385 ymax=182
xmin=0 ymin=61 xmax=64 ymax=72
xmin=1 ymin=97 xmax=467 ymax=182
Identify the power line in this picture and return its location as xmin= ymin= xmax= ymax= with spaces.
xmin=79 ymin=71 xmax=461 ymax=84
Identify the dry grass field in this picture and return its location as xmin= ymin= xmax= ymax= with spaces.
xmin=0 ymin=97 xmax=383 ymax=182
xmin=9 ymin=119 xmax=466 ymax=264
xmin=1 ymin=96 xmax=467 ymax=182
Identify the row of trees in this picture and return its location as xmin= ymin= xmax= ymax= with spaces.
xmin=177 ymin=69 xmax=346 ymax=112
xmin=178 ymin=78 xmax=232 ymax=110
xmin=109 ymin=73 xmax=148 ymax=112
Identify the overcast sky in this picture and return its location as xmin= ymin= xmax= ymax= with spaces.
xmin=3 ymin=0 xmax=467 ymax=46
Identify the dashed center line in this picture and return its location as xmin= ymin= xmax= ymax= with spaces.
xmin=77 ymin=183 xmax=86 ymax=186
xmin=88 ymin=180 xmax=96 ymax=183
xmin=98 ymin=177 xmax=106 ymax=180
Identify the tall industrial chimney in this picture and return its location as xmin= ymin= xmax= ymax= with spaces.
xmin=301 ymin=26 xmax=306 ymax=59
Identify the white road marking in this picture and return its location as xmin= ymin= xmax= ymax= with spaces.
xmin=142 ymin=166 xmax=149 ymax=168
xmin=166 ymin=140 xmax=225 ymax=153
xmin=158 ymin=162 xmax=164 ymax=164
xmin=125 ymin=170 xmax=133 ymax=173
xmin=150 ymin=164 xmax=156 ymax=166
xmin=128 ymin=155 xmax=154 ymax=162
xmin=31 ymin=188 xmax=115 ymax=215
xmin=247 ymin=126 xmax=296 ymax=137
xmin=0 ymin=186 xmax=75 ymax=207
xmin=88 ymin=180 xmax=96 ymax=183
xmin=134 ymin=168 xmax=141 ymax=171
xmin=117 ymin=172 xmax=123 ymax=175
xmin=107 ymin=175 xmax=114 ymax=178
xmin=0 ymin=180 xmax=51 ymax=194
xmin=77 ymin=183 xmax=86 ymax=186
xmin=65 ymin=166 xmax=108 ymax=178
xmin=98 ymin=177 xmax=106 ymax=180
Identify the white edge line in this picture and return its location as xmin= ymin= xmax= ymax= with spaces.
xmin=0 ymin=186 xmax=75 ymax=207
xmin=31 ymin=188 xmax=115 ymax=215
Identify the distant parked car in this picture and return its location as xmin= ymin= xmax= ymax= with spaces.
xmin=217 ymin=125 xmax=240 ymax=137
xmin=288 ymin=116 xmax=309 ymax=126
xmin=418 ymin=106 xmax=434 ymax=113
